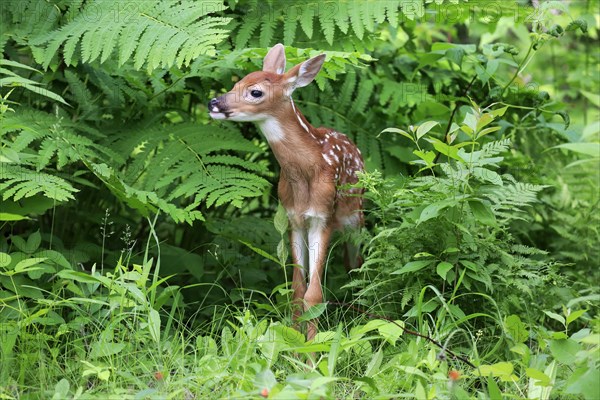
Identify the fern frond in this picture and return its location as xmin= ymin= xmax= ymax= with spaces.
xmin=31 ymin=1 xmax=232 ymax=72
xmin=0 ymin=165 xmax=77 ymax=202
xmin=230 ymin=0 xmax=410 ymax=49
xmin=105 ymin=121 xmax=271 ymax=223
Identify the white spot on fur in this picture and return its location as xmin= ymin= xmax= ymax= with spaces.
xmin=291 ymin=100 xmax=309 ymax=133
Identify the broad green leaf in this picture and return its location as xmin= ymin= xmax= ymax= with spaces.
xmin=378 ymin=320 xmax=404 ymax=345
xmin=274 ymin=203 xmax=288 ymax=235
xmin=356 ymin=319 xmax=388 ymax=334
xmin=254 ymin=368 xmax=277 ymax=391
xmin=14 ymin=257 xmax=47 ymax=273
xmin=564 ymin=365 xmax=600 ymax=399
xmin=416 ymin=121 xmax=439 ymax=140
xmin=298 ymin=302 xmax=327 ymax=322
xmin=526 ymin=368 xmax=551 ymax=386
xmin=476 ymin=113 xmax=494 ymax=131
xmin=504 ymin=315 xmax=529 ymax=343
xmin=552 ymin=143 xmax=600 ymax=158
xmin=475 ymin=362 xmax=514 ymax=381
xmin=477 ymin=126 xmax=501 ymax=139
xmin=413 ymin=149 xmax=436 ymax=165
xmin=469 ymin=200 xmax=497 ymax=226
xmin=566 ymin=309 xmax=587 ymax=326
xmin=544 ymin=311 xmax=565 ymax=325
xmin=445 ymin=47 xmax=465 ymax=66
xmin=392 ymin=260 xmax=433 ymax=275
xmin=381 ymin=127 xmax=414 ymax=142
xmin=487 ymin=374 xmax=502 ymax=400
xmin=51 ymin=379 xmax=70 ymax=400
xmin=490 ymin=105 xmax=509 ymax=117
xmin=89 ymin=341 xmax=126 ymax=359
xmin=427 ymin=138 xmax=469 ymax=161
xmin=26 ymin=231 xmax=41 ymax=253
xmin=436 ymin=261 xmax=453 ymax=280
xmin=549 ymin=339 xmax=580 ymax=364
xmin=0 ymin=213 xmax=28 ymax=221
xmin=417 ymin=198 xmax=461 ymax=224
xmin=0 ymin=253 xmax=11 ymax=268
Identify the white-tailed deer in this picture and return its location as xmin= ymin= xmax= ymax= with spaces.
xmin=208 ymin=44 xmax=364 ymax=340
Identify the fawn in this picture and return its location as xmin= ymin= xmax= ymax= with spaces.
xmin=208 ymin=44 xmax=364 ymax=340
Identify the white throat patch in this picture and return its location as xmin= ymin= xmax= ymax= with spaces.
xmin=257 ymin=118 xmax=285 ymax=142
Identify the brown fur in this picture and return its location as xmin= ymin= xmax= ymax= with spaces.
xmin=209 ymin=44 xmax=364 ymax=341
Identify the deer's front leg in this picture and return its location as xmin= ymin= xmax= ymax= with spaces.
xmin=290 ymin=226 xmax=307 ymax=322
xmin=304 ymin=215 xmax=332 ymax=341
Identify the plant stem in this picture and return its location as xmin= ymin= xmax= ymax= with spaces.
xmin=501 ymin=42 xmax=535 ymax=98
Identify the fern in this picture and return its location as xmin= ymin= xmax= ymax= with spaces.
xmin=232 ymin=0 xmax=413 ymax=48
xmin=1 ymin=108 xmax=270 ymax=223
xmin=1 ymin=109 xmax=122 ymax=171
xmin=30 ymin=1 xmax=232 ymax=72
xmin=104 ymin=121 xmax=270 ymax=222
xmin=0 ymin=165 xmax=77 ymax=202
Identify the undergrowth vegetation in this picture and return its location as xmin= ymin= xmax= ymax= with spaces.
xmin=1 ymin=0 xmax=598 ymax=398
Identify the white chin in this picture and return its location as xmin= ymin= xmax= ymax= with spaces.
xmin=209 ymin=112 xmax=227 ymax=120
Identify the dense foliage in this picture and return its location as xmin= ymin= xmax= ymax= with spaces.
xmin=1 ymin=0 xmax=598 ymax=398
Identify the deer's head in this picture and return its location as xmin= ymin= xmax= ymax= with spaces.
xmin=208 ymin=44 xmax=326 ymax=122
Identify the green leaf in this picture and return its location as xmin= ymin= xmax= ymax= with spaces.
xmin=417 ymin=198 xmax=460 ymax=223
xmin=544 ymin=311 xmax=565 ymax=325
xmin=148 ymin=308 xmax=161 ymax=343
xmin=298 ymin=302 xmax=327 ymax=322
xmin=526 ymin=368 xmax=551 ymax=386
xmin=565 ymin=366 xmax=600 ymax=399
xmin=566 ymin=309 xmax=587 ymax=326
xmin=504 ymin=315 xmax=529 ymax=343
xmin=490 ymin=105 xmax=509 ymax=117
xmin=469 ymin=200 xmax=497 ymax=226
xmin=51 ymin=379 xmax=70 ymax=400
xmin=416 ymin=121 xmax=439 ymax=140
xmin=549 ymin=339 xmax=581 ymax=364
xmin=381 ymin=127 xmax=414 ymax=142
xmin=0 ymin=213 xmax=29 ymax=221
xmin=377 ymin=320 xmax=404 ymax=345
xmin=392 ymin=260 xmax=434 ymax=275
xmin=26 ymin=231 xmax=41 ymax=253
xmin=254 ymin=368 xmax=277 ymax=391
xmin=274 ymin=203 xmax=289 ymax=235
xmin=552 ymin=143 xmax=600 ymax=158
xmin=487 ymin=374 xmax=502 ymax=400
xmin=475 ymin=362 xmax=514 ymax=379
xmin=436 ymin=262 xmax=453 ymax=280
xmin=89 ymin=341 xmax=126 ymax=359
xmin=445 ymin=47 xmax=465 ymax=66
xmin=0 ymin=253 xmax=12 ymax=268
xmin=239 ymin=241 xmax=279 ymax=264
xmin=14 ymin=257 xmax=48 ymax=273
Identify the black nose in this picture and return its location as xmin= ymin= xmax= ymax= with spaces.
xmin=208 ymin=98 xmax=218 ymax=110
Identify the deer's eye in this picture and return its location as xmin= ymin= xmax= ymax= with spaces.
xmin=250 ymin=89 xmax=263 ymax=98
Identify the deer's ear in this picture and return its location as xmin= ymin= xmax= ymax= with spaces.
xmin=285 ymin=54 xmax=326 ymax=89
xmin=263 ymin=43 xmax=286 ymax=74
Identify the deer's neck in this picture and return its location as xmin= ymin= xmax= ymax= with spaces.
xmin=256 ymin=100 xmax=322 ymax=171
